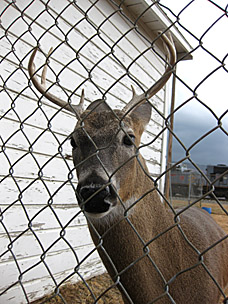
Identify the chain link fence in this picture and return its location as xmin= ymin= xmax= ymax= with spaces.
xmin=1 ymin=0 xmax=228 ymax=303
xmin=169 ymin=164 xmax=228 ymax=203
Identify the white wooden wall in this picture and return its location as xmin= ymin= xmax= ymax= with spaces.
xmin=0 ymin=0 xmax=171 ymax=303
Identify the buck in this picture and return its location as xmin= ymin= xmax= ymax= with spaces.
xmin=28 ymin=33 xmax=228 ymax=303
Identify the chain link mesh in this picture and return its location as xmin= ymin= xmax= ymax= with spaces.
xmin=1 ymin=0 xmax=228 ymax=303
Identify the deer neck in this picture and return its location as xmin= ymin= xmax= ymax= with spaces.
xmin=88 ymin=154 xmax=177 ymax=258
xmin=87 ymin=157 xmax=183 ymax=303
xmin=87 ymin=173 xmax=180 ymax=304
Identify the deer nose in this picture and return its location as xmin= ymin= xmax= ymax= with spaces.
xmin=77 ymin=185 xmax=112 ymax=214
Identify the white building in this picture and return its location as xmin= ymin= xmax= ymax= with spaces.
xmin=0 ymin=0 xmax=191 ymax=303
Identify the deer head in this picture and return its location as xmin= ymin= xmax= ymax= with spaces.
xmin=28 ymin=32 xmax=176 ymax=222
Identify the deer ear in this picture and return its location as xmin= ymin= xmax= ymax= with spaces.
xmin=129 ymin=102 xmax=152 ymax=129
xmin=86 ymin=99 xmax=110 ymax=113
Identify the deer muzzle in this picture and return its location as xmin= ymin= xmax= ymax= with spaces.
xmin=76 ymin=181 xmax=117 ymax=216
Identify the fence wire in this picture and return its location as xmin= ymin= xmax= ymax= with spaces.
xmin=0 ymin=0 xmax=228 ymax=303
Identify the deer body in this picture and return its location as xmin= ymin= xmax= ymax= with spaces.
xmin=89 ymin=196 xmax=228 ymax=303
xmin=28 ymin=33 xmax=228 ymax=303
xmin=74 ymin=109 xmax=228 ymax=304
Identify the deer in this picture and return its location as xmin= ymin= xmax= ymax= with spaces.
xmin=28 ymin=32 xmax=228 ymax=304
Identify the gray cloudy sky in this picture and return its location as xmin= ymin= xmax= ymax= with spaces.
xmin=163 ymin=0 xmax=228 ymax=166
xmin=172 ymin=106 xmax=228 ymax=165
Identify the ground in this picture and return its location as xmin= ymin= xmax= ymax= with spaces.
xmin=32 ymin=273 xmax=123 ymax=304
xmin=32 ymin=200 xmax=228 ymax=304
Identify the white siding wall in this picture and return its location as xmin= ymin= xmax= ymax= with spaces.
xmin=0 ymin=0 xmax=170 ymax=303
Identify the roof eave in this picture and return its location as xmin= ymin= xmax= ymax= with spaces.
xmin=118 ymin=0 xmax=193 ymax=61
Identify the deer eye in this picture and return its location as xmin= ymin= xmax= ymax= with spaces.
xmin=123 ymin=134 xmax=135 ymax=146
xmin=70 ymin=137 xmax=77 ymax=149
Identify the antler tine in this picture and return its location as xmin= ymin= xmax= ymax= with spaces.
xmin=40 ymin=47 xmax=53 ymax=87
xmin=123 ymin=32 xmax=176 ymax=114
xmin=28 ymin=47 xmax=85 ymax=116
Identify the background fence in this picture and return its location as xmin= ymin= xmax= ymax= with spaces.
xmin=169 ymin=163 xmax=228 ymax=204
xmin=1 ymin=0 xmax=228 ymax=303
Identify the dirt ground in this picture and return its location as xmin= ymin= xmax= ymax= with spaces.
xmin=32 ymin=201 xmax=228 ymax=304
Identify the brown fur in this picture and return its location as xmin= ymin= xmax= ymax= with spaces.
xmin=89 ymin=171 xmax=228 ymax=303
xmin=73 ymin=107 xmax=228 ymax=304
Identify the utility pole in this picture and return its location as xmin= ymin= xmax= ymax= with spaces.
xmin=165 ymin=67 xmax=177 ymax=202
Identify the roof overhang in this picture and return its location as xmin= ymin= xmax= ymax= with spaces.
xmin=116 ymin=0 xmax=193 ymax=61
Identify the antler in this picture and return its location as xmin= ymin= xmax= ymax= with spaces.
xmin=123 ymin=32 xmax=176 ymax=114
xmin=28 ymin=33 xmax=175 ymax=116
xmin=28 ymin=47 xmax=85 ymax=116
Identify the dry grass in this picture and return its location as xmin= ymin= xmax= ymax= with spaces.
xmin=32 ymin=200 xmax=228 ymax=304
xmin=31 ymin=273 xmax=123 ymax=304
